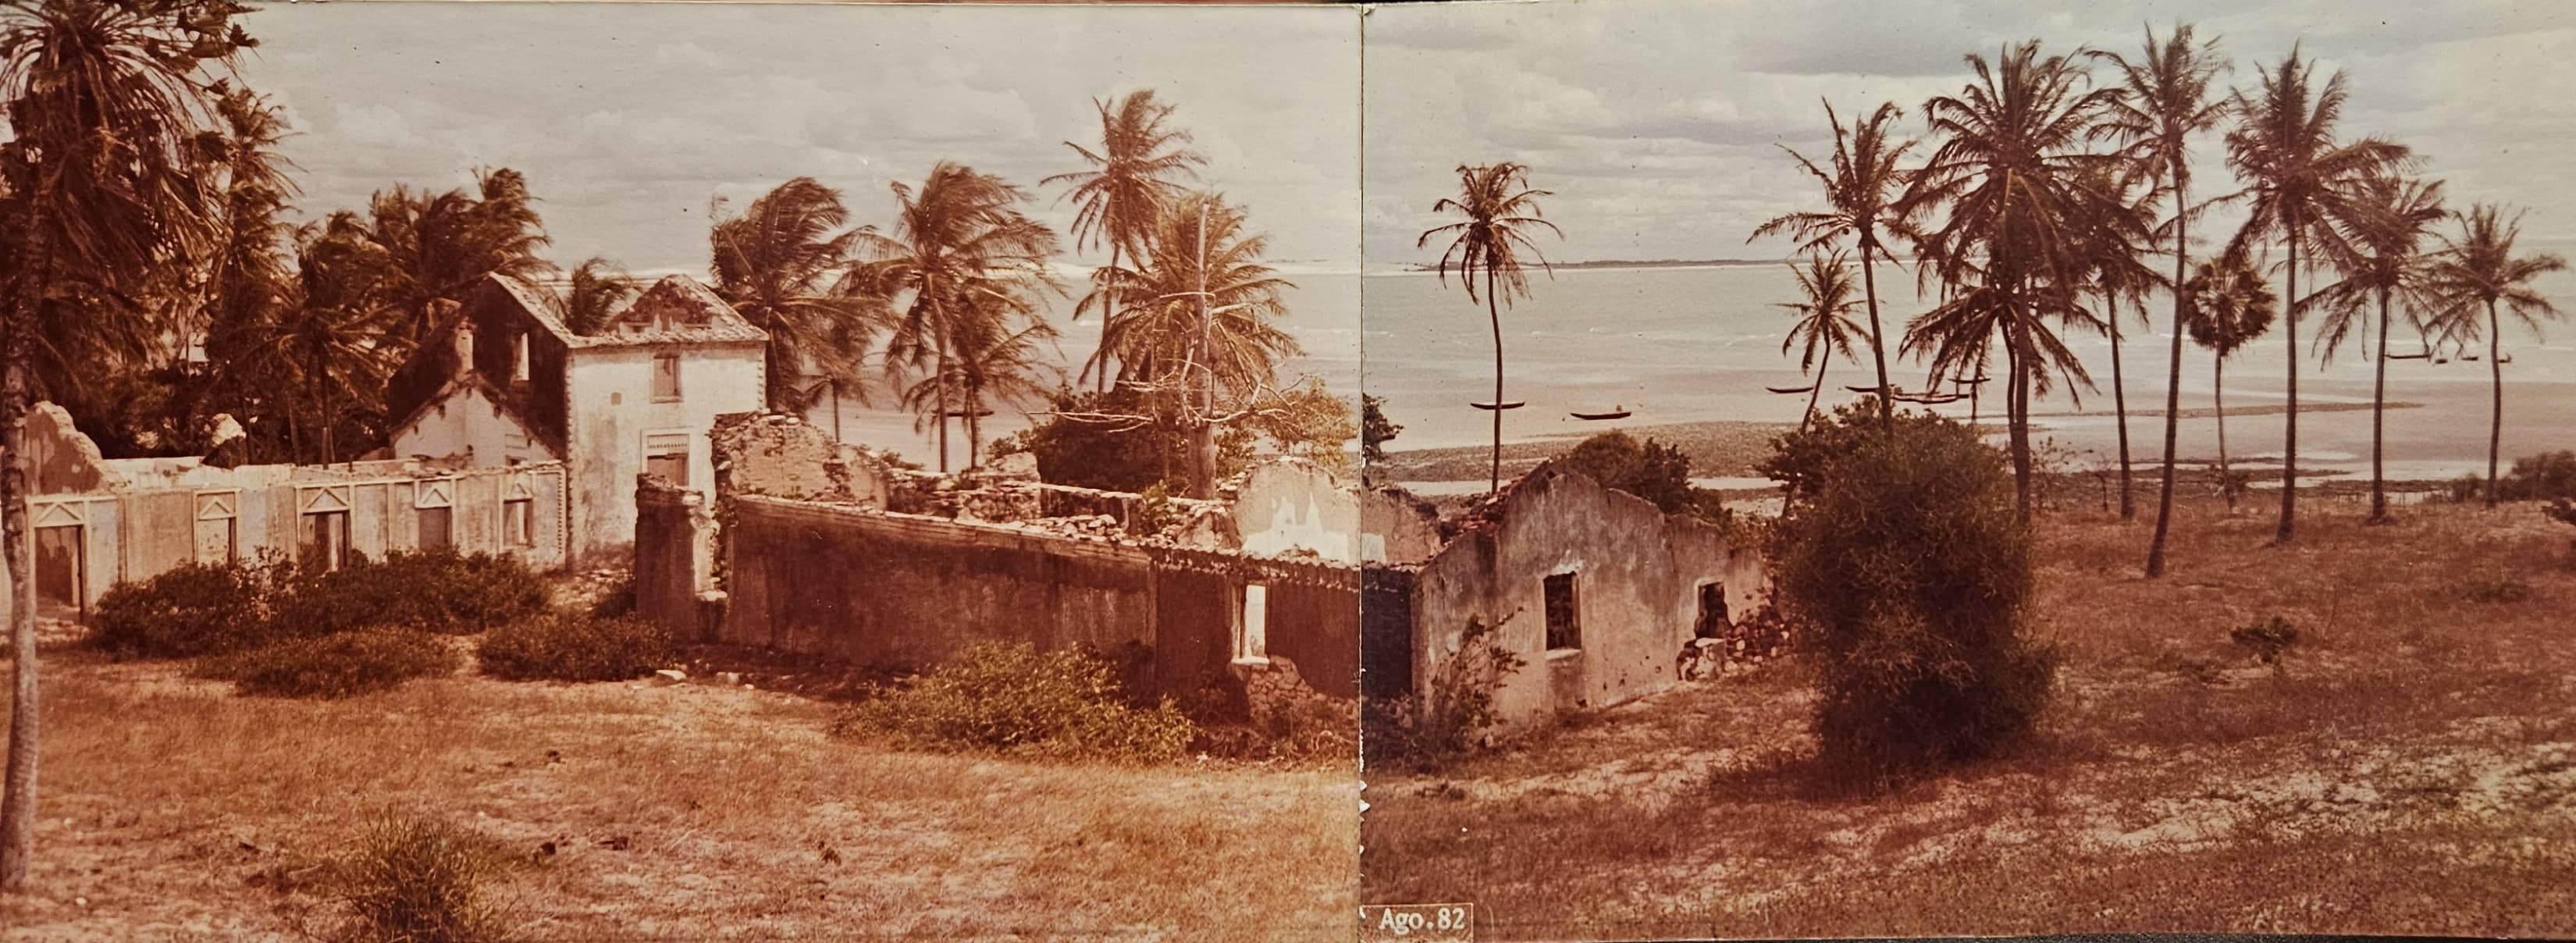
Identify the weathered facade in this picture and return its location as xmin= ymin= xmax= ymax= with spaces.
xmin=633 ymin=414 xmax=1363 ymax=699
xmin=20 ymin=403 xmax=569 ymax=620
xmin=385 ymin=273 xmax=767 ymax=563
xmin=1368 ymin=464 xmax=1770 ymax=725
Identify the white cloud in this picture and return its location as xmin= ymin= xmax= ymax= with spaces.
xmin=239 ymin=2 xmax=1361 ymax=272
xmin=1366 ymin=0 xmax=2576 ymax=264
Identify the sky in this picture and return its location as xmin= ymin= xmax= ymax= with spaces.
xmin=237 ymin=2 xmax=1364 ymax=276
xmin=1364 ymin=0 xmax=2576 ymax=269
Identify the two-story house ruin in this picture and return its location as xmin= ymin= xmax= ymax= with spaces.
xmin=382 ymin=273 xmax=768 ymax=564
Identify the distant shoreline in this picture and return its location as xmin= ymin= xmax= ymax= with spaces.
xmin=1375 ymin=400 xmax=2442 ymax=489
xmin=1400 ymin=257 xmax=1923 ymax=273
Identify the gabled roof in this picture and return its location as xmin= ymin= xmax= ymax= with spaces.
xmin=587 ymin=275 xmax=769 ymax=348
xmin=383 ymin=365 xmax=566 ymax=458
xmin=479 ymin=272 xmax=768 ymax=350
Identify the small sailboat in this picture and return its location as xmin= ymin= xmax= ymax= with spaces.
xmin=1468 ymin=400 xmax=1527 ymax=411
xmin=1570 ymin=404 xmax=1632 ymax=420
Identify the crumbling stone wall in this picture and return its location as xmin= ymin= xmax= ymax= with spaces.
xmin=710 ymin=494 xmax=1360 ymax=699
xmin=634 ymin=477 xmax=722 ymax=642
xmin=708 ymin=411 xmax=891 ymax=506
xmin=26 ymin=402 xmax=115 ymax=495
xmin=1406 ymin=464 xmax=1771 ymax=726
xmin=1361 ymin=486 xmax=1445 ymax=565
xmin=1229 ymin=459 xmax=1361 ymax=563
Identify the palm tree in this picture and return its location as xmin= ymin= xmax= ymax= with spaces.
xmin=0 ymin=0 xmax=251 ymax=891
xmin=1045 ymin=90 xmax=1204 ymax=393
xmin=1080 ymin=191 xmax=1301 ymax=495
xmin=2182 ymin=254 xmax=2277 ymax=493
xmin=2073 ymin=160 xmax=2165 ymax=521
xmin=279 ymin=212 xmax=404 ymax=464
xmin=858 ymin=162 xmax=1060 ymax=473
xmin=1750 ymin=101 xmax=1920 ymax=432
xmin=2222 ymin=47 xmax=2411 ymax=543
xmin=560 ymin=257 xmax=639 ymax=336
xmin=1775 ymin=249 xmax=1866 ymax=433
xmin=2418 ymin=204 xmax=2567 ymax=508
xmin=901 ymin=317 xmax=1063 ymax=467
xmin=366 ymin=168 xmax=559 ymax=348
xmin=709 ymin=177 xmax=886 ymax=411
xmin=2305 ymin=174 xmax=2446 ymax=522
xmin=1418 ymin=162 xmax=1560 ymax=494
xmin=1905 ymin=41 xmax=2131 ymax=521
xmin=195 ymin=89 xmax=300 ymax=452
xmin=2093 ymin=23 xmax=2232 ymax=575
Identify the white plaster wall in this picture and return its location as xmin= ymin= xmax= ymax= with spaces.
xmin=564 ymin=343 xmax=764 ymax=560
xmin=1232 ymin=461 xmax=1360 ymax=563
xmin=388 ymin=383 xmax=551 ymax=466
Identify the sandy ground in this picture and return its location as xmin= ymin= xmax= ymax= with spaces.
xmin=1361 ymin=499 xmax=2576 ymax=938
xmin=0 ymin=649 xmax=1358 ymax=941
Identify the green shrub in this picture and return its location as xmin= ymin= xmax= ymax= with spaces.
xmin=476 ymin=610 xmax=672 ymax=682
xmin=587 ymin=575 xmax=637 ymax=618
xmin=2451 ymin=576 xmax=2533 ymax=604
xmin=2448 ymin=473 xmax=2487 ymax=504
xmin=1774 ymin=415 xmax=2054 ymax=781
xmin=277 ymin=550 xmax=549 ymax=636
xmin=329 ymin=815 xmax=518 ymax=943
xmin=2229 ymin=615 xmax=2301 ymax=665
xmin=1361 ymin=616 xmax=1525 ymax=772
xmin=1130 ymin=481 xmax=1178 ymax=536
xmin=1185 ymin=657 xmax=1361 ymax=763
xmin=1557 ymin=430 xmax=1696 ymax=514
xmin=89 ymin=558 xmax=284 ymax=659
xmin=204 ymin=628 xmax=460 ymax=699
xmin=2500 ymin=450 xmax=2576 ymax=501
xmin=831 ymin=642 xmax=1197 ymax=763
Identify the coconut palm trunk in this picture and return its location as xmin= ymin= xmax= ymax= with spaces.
xmin=1 ymin=222 xmax=55 ymax=890
xmin=2107 ymin=289 xmax=2135 ymax=520
xmin=1800 ymin=357 xmax=1831 ymax=434
xmin=2009 ymin=303 xmax=2035 ymax=520
xmin=1858 ymin=242 xmax=1893 ymax=431
xmin=2276 ymin=226 xmax=2301 ymax=543
xmin=967 ymin=390 xmax=984 ymax=470
xmin=1 ymin=359 xmax=35 ymax=894
xmin=2214 ymin=354 xmax=2229 ymax=476
xmin=2485 ymin=298 xmax=2503 ymax=508
xmin=1485 ymin=267 xmax=1503 ymax=493
xmin=1098 ymin=242 xmax=1120 ymax=393
xmin=2147 ymin=173 xmax=2191 ymax=576
xmin=2369 ymin=287 xmax=2393 ymax=521
xmin=1189 ymin=205 xmax=1218 ymax=499
xmin=930 ymin=290 xmax=952 ymax=474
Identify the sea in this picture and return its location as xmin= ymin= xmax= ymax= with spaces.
xmin=820 ymin=260 xmax=2576 ymax=488
xmin=1360 ymin=260 xmax=2576 ymax=492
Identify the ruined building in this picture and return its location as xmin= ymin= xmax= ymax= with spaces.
xmin=634 ymin=414 xmax=1364 ymax=699
xmin=382 ymin=272 xmax=768 ymax=563
xmin=1363 ymin=463 xmax=1771 ymax=726
xmin=17 ymin=402 xmax=569 ymax=621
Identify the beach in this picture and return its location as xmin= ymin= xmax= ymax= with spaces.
xmin=1362 ymin=264 xmax=2576 ymax=493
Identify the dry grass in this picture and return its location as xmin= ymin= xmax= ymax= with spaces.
xmin=1361 ymin=497 xmax=2576 ymax=939
xmin=0 ymin=649 xmax=1357 ymax=940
